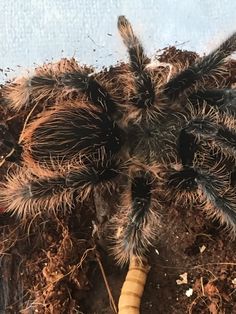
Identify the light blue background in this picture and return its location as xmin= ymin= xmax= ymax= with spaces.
xmin=1 ymin=0 xmax=236 ymax=81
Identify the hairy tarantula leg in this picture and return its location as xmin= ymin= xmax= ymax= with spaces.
xmin=164 ymin=32 xmax=236 ymax=99
xmin=177 ymin=129 xmax=198 ymax=167
xmin=184 ymin=117 xmax=236 ymax=158
xmin=0 ymin=160 xmax=121 ymax=218
xmin=30 ymin=71 xmax=118 ymax=114
xmin=166 ymin=129 xmax=200 ymax=204
xmin=0 ymin=168 xmax=74 ymax=218
xmin=111 ymin=171 xmax=160 ymax=266
xmin=60 ymin=72 xmax=117 ymax=114
xmin=188 ymin=89 xmax=236 ymax=111
xmin=196 ymin=169 xmax=236 ymax=235
xmin=118 ymin=16 xmax=155 ymax=108
xmin=117 ymin=16 xmax=149 ymax=73
xmin=168 ymin=166 xmax=236 ymax=234
xmin=175 ymin=127 xmax=236 ymax=233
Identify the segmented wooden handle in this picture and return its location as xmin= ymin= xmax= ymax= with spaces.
xmin=118 ymin=256 xmax=150 ymax=314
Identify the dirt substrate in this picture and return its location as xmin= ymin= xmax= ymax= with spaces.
xmin=0 ymin=47 xmax=236 ymax=314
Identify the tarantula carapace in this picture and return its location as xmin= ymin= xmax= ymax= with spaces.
xmin=0 ymin=16 xmax=236 ymax=265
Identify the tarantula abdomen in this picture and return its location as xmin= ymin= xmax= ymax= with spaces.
xmin=20 ymin=101 xmax=123 ymax=176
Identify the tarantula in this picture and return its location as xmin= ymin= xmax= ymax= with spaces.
xmin=0 ymin=16 xmax=236 ymax=265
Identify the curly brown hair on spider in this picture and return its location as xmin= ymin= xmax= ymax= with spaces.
xmin=0 ymin=16 xmax=236 ymax=266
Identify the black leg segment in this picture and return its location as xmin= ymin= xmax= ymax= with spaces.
xmin=118 ymin=16 xmax=155 ymax=109
xmin=164 ymin=32 xmax=236 ymax=99
xmin=61 ymin=72 xmax=117 ymax=114
xmin=188 ymin=89 xmax=236 ymax=111
xmin=196 ymin=170 xmax=236 ymax=233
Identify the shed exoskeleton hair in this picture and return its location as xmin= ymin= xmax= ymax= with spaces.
xmin=0 ymin=16 xmax=236 ymax=265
